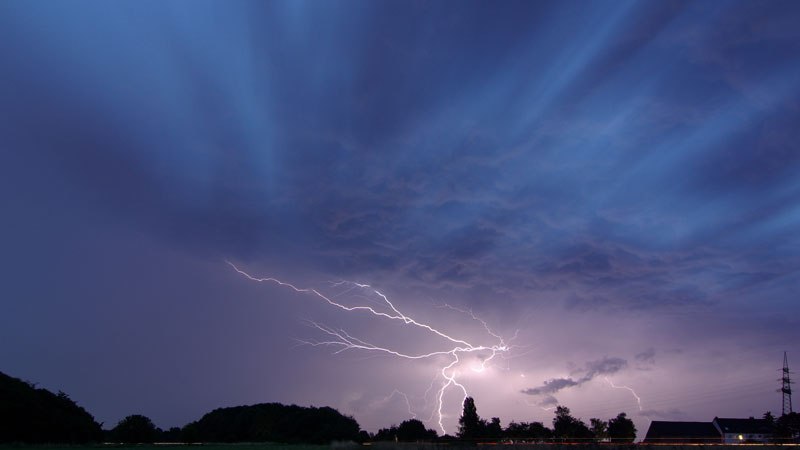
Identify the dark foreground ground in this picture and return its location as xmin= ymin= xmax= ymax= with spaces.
xmin=2 ymin=443 xmax=799 ymax=450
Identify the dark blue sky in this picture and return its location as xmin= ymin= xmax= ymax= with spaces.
xmin=1 ymin=0 xmax=799 ymax=437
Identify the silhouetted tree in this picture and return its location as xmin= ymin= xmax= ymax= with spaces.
xmin=160 ymin=426 xmax=182 ymax=442
xmin=181 ymin=421 xmax=200 ymax=443
xmin=485 ymin=417 xmax=502 ymax=438
xmin=607 ymin=412 xmax=636 ymax=443
xmin=590 ymin=418 xmax=608 ymax=441
xmin=552 ymin=406 xmax=572 ymax=439
xmin=375 ymin=419 xmax=437 ymax=443
xmin=111 ymin=414 xmax=158 ymax=443
xmin=458 ymin=397 xmax=481 ymax=439
xmin=552 ymin=406 xmax=592 ymax=441
xmin=374 ymin=425 xmax=399 ymax=442
xmin=397 ymin=419 xmax=437 ymax=441
xmin=531 ymin=421 xmax=553 ymax=441
xmin=504 ymin=421 xmax=528 ymax=440
xmin=764 ymin=411 xmax=777 ymax=440
xmin=187 ymin=403 xmax=361 ymax=444
xmin=505 ymin=421 xmax=552 ymax=441
xmin=357 ymin=430 xmax=371 ymax=443
xmin=775 ymin=412 xmax=800 ymax=442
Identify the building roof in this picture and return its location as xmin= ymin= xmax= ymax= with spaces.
xmin=713 ymin=417 xmax=773 ymax=435
xmin=644 ymin=421 xmax=721 ymax=443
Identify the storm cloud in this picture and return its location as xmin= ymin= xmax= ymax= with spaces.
xmin=522 ymin=357 xmax=629 ymax=403
xmin=1 ymin=0 xmax=798 ymax=438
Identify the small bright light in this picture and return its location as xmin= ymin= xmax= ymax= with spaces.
xmin=738 ymin=435 xmax=743 ymax=441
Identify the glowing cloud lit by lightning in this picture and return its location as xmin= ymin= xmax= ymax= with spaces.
xmin=226 ymin=261 xmax=517 ymax=434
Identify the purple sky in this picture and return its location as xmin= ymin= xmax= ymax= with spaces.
xmin=1 ymin=0 xmax=799 ymax=439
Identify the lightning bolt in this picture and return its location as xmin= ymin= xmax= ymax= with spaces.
xmin=227 ymin=261 xmax=514 ymax=434
xmin=604 ymin=376 xmax=643 ymax=411
xmin=435 ymin=303 xmax=521 ymax=372
xmin=522 ymin=397 xmax=556 ymax=412
xmin=383 ymin=390 xmax=417 ymax=419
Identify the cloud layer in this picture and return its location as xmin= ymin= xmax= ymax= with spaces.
xmin=1 ymin=0 xmax=798 ymax=438
xmin=522 ymin=357 xmax=629 ymax=406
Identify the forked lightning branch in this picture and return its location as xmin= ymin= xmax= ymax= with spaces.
xmin=226 ymin=261 xmax=518 ymax=434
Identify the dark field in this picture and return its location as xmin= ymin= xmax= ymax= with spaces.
xmin=2 ymin=444 xmax=799 ymax=450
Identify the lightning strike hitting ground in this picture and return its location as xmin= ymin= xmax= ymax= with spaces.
xmin=226 ymin=261 xmax=516 ymax=434
xmin=604 ymin=377 xmax=643 ymax=411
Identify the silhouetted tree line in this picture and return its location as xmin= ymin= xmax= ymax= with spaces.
xmin=764 ymin=411 xmax=800 ymax=442
xmin=97 ymin=401 xmax=800 ymax=445
xmin=369 ymin=398 xmax=637 ymax=443
xmin=0 ymin=371 xmax=640 ymax=445
xmin=451 ymin=397 xmax=636 ymax=443
xmin=103 ymin=404 xmax=363 ymax=444
xmin=179 ymin=403 xmax=361 ymax=444
xmin=0 ymin=371 xmax=102 ymax=444
xmin=107 ymin=414 xmax=160 ymax=443
xmin=374 ymin=418 xmax=438 ymax=442
xmin=4 ymin=369 xmax=799 ymax=445
xmin=0 ymin=371 xmax=359 ymax=444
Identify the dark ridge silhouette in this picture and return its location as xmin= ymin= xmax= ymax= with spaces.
xmin=0 ymin=371 xmax=102 ymax=444
xmin=182 ymin=402 xmax=361 ymax=444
